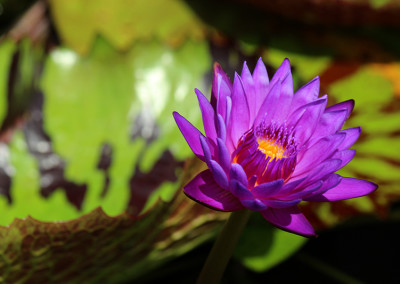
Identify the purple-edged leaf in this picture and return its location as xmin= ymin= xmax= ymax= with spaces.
xmin=306 ymin=177 xmax=378 ymax=202
xmin=261 ymin=206 xmax=316 ymax=237
xmin=173 ymin=112 xmax=205 ymax=161
xmin=229 ymin=73 xmax=250 ymax=145
xmin=184 ymin=170 xmax=243 ymax=211
xmin=252 ymin=179 xmax=284 ymax=199
xmin=195 ymin=88 xmax=217 ymax=141
xmin=253 ymin=58 xmax=269 ymax=113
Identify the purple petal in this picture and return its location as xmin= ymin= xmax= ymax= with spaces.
xmin=230 ymin=179 xmax=254 ymax=200
xmin=261 ymin=206 xmax=316 ymax=237
xmin=294 ymin=133 xmax=345 ymax=176
xmin=325 ymin=99 xmax=354 ymax=119
xmin=252 ymin=179 xmax=285 ymax=199
xmin=241 ymin=199 xmax=268 ymax=211
xmin=241 ymin=61 xmax=256 ymax=123
xmin=304 ymin=174 xmax=342 ymax=201
xmin=276 ymin=177 xmax=307 ymax=197
xmin=297 ymin=159 xmax=342 ymax=186
xmin=216 ymin=114 xmax=227 ymax=142
xmin=211 ymin=62 xmax=232 ymax=113
xmin=253 ymin=58 xmax=269 ymax=113
xmin=331 ymin=149 xmax=356 ymax=169
xmin=307 ymin=177 xmax=378 ymax=202
xmin=338 ymin=127 xmax=361 ymax=150
xmin=210 ymin=160 xmax=229 ymax=189
xmin=263 ymin=199 xmax=302 ymax=208
xmin=254 ymin=80 xmax=282 ymax=127
xmin=173 ymin=111 xmax=205 ymax=161
xmin=229 ymin=163 xmax=248 ymax=187
xmin=229 ymin=73 xmax=250 ymax=145
xmin=310 ymin=110 xmax=348 ymax=143
xmin=290 ymin=76 xmax=320 ymax=111
xmin=269 ymin=58 xmax=291 ymax=87
xmin=217 ymin=138 xmax=231 ymax=173
xmin=200 ymin=135 xmax=212 ymax=163
xmin=268 ymin=58 xmax=293 ymax=122
xmin=184 ymin=170 xmax=244 ymax=211
xmin=288 ymin=96 xmax=328 ymax=147
xmin=195 ymin=89 xmax=217 ymax=141
xmin=282 ymin=181 xmax=323 ymax=200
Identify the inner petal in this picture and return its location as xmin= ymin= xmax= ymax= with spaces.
xmin=234 ymin=121 xmax=298 ymax=184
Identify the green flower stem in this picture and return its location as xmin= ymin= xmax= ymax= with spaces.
xmin=197 ymin=209 xmax=251 ymax=284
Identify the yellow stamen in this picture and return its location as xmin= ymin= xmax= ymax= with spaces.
xmin=257 ymin=138 xmax=285 ymax=160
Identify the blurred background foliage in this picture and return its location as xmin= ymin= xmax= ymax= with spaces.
xmin=0 ymin=0 xmax=399 ymax=283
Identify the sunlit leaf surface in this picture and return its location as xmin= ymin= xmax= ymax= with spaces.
xmin=48 ymin=0 xmax=206 ymax=54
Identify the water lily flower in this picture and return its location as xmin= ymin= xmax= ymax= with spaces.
xmin=173 ymin=58 xmax=377 ymax=237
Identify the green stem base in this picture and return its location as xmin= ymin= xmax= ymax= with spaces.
xmin=197 ymin=209 xmax=251 ymax=284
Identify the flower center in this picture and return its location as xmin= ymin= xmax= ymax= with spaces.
xmin=233 ymin=121 xmax=298 ymax=184
xmin=256 ymin=138 xmax=285 ymax=160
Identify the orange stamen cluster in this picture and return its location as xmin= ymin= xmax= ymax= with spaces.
xmin=257 ymin=138 xmax=285 ymax=160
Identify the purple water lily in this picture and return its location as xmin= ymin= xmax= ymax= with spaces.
xmin=173 ymin=58 xmax=377 ymax=237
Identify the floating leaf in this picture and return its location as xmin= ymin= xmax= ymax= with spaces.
xmin=48 ymin=0 xmax=206 ymax=54
xmin=234 ymin=213 xmax=307 ymax=272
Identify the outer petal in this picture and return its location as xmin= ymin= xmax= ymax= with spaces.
xmin=290 ymin=76 xmax=320 ymax=111
xmin=229 ymin=163 xmax=249 ymax=188
xmin=253 ymin=58 xmax=269 ymax=113
xmin=252 ymin=179 xmax=285 ymax=199
xmin=261 ymin=206 xmax=316 ymax=237
xmin=195 ymin=88 xmax=217 ymax=141
xmin=288 ymin=96 xmax=327 ymax=147
xmin=325 ymin=99 xmax=354 ymax=119
xmin=230 ymin=179 xmax=254 ymax=200
xmin=241 ymin=199 xmax=268 ymax=211
xmin=211 ymin=62 xmax=232 ymax=113
xmin=184 ymin=170 xmax=244 ymax=211
xmin=173 ymin=111 xmax=205 ymax=161
xmin=268 ymin=58 xmax=294 ymax=122
xmin=294 ymin=133 xmax=345 ymax=176
xmin=254 ymin=80 xmax=281 ymax=127
xmin=229 ymin=73 xmax=250 ymax=145
xmin=338 ymin=127 xmax=361 ymax=150
xmin=306 ymin=177 xmax=378 ymax=202
xmin=310 ymin=110 xmax=348 ymax=143
xmin=241 ymin=61 xmax=256 ymax=123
